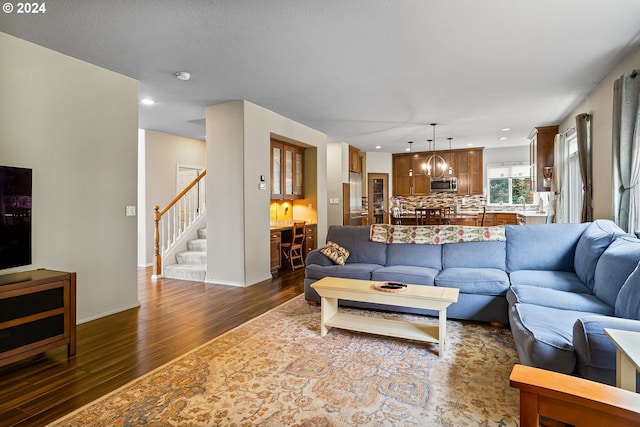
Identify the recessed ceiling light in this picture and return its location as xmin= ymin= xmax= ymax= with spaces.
xmin=140 ymin=98 xmax=155 ymax=105
xmin=500 ymin=137 xmax=508 ymax=140
xmin=501 ymin=127 xmax=511 ymax=131
xmin=375 ymin=145 xmax=382 ymax=149
xmin=467 ymin=143 xmax=473 ymax=147
xmin=175 ymin=71 xmax=191 ymax=81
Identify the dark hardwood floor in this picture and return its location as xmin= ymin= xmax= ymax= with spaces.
xmin=0 ymin=267 xmax=305 ymax=426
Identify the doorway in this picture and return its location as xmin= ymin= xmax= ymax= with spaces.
xmin=368 ymin=173 xmax=389 ymax=224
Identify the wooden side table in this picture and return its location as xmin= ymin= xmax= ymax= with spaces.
xmin=604 ymin=328 xmax=640 ymax=392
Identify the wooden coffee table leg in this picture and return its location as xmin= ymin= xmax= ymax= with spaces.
xmin=320 ymin=297 xmax=338 ymax=336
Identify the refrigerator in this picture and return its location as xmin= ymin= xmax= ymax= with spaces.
xmin=349 ymin=172 xmax=362 ymax=225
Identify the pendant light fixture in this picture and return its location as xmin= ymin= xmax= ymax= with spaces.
xmin=407 ymin=141 xmax=413 ymax=176
xmin=447 ymin=137 xmax=454 ymax=175
xmin=422 ymin=124 xmax=448 ymax=179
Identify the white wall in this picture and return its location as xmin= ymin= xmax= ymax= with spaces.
xmin=205 ymin=101 xmax=327 ymax=287
xmin=138 ymin=130 xmax=206 ymax=266
xmin=364 ymin=151 xmax=393 ymax=198
xmin=559 ymin=46 xmax=640 ymax=220
xmin=0 ymin=32 xmax=139 ymax=323
xmin=326 ymin=142 xmax=347 ymax=226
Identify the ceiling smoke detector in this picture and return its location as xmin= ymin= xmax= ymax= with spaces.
xmin=175 ymin=71 xmax=191 ymax=81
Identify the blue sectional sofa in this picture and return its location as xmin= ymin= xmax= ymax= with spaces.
xmin=304 ymin=221 xmax=640 ymax=388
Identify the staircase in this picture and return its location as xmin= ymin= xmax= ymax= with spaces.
xmin=163 ymin=228 xmax=207 ymax=281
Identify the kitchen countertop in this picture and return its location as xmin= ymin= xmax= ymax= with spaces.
xmin=270 ymin=221 xmax=316 ymax=231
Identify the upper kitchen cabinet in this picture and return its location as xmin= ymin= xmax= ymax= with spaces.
xmin=456 ymin=148 xmax=483 ymax=196
xmin=529 ymin=125 xmax=558 ymax=192
xmin=392 ymin=148 xmax=483 ymax=196
xmin=393 ymin=153 xmax=419 ymax=195
xmin=348 ymin=145 xmax=362 ymax=173
xmin=271 ymin=140 xmax=284 ymax=199
xmin=271 ymin=139 xmax=304 ymax=200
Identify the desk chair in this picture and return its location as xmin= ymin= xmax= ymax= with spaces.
xmin=281 ymin=222 xmax=306 ymax=271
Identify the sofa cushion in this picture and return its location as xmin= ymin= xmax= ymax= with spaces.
xmin=509 ymin=303 xmax=582 ymax=374
xmin=304 ymin=263 xmax=382 ymax=281
xmin=320 ymin=241 xmax=350 ymax=265
xmin=505 ymin=223 xmax=589 ymax=272
xmin=386 ymin=243 xmax=442 ymax=270
xmin=615 ymin=260 xmax=640 ymax=320
xmin=508 ymin=270 xmax=590 ymax=293
xmin=326 ymin=226 xmax=387 ymax=265
xmin=574 ymin=219 xmax=628 ymax=289
xmin=435 ymin=268 xmax=509 ymax=295
xmin=592 ymin=235 xmax=640 ymax=307
xmin=507 ymin=285 xmax=614 ymax=315
xmin=371 ymin=266 xmax=438 ymax=286
xmin=442 ymin=240 xmax=506 ymax=270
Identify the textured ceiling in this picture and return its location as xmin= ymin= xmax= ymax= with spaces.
xmin=2 ymin=0 xmax=640 ymax=152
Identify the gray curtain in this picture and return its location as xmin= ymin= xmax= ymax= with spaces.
xmin=576 ymin=113 xmax=592 ymax=222
xmin=612 ymin=70 xmax=640 ymax=234
xmin=552 ymin=133 xmax=569 ymax=223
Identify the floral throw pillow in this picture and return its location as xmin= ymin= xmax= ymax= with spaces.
xmin=320 ymin=241 xmax=350 ymax=265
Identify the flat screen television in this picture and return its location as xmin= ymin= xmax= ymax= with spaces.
xmin=0 ymin=166 xmax=32 ymax=270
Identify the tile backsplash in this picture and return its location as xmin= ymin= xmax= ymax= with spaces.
xmin=392 ymin=192 xmax=550 ymax=213
xmin=392 ymin=193 xmax=486 ymax=212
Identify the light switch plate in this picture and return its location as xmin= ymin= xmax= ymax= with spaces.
xmin=125 ymin=206 xmax=136 ymax=216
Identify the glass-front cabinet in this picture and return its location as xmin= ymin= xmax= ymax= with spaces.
xmin=271 ymin=141 xmax=283 ymax=199
xmin=368 ymin=173 xmax=389 ymax=224
xmin=271 ymin=139 xmax=304 ymax=200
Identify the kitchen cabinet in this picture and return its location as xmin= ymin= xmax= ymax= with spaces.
xmin=456 ymin=148 xmax=483 ymax=196
xmin=392 ymin=148 xmax=483 ymax=196
xmin=529 ymin=125 xmax=558 ymax=192
xmin=271 ymin=141 xmax=283 ymax=200
xmin=348 ymin=145 xmax=361 ymax=173
xmin=392 ymin=154 xmax=413 ymax=196
xmin=392 ymin=153 xmax=432 ymax=196
xmin=304 ymin=224 xmax=316 ymax=256
xmin=270 ymin=230 xmax=281 ymax=274
xmin=0 ymin=269 xmax=76 ymax=367
xmin=271 ymin=140 xmax=304 ymax=200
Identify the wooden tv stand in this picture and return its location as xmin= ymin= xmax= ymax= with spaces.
xmin=0 ymin=269 xmax=76 ymax=367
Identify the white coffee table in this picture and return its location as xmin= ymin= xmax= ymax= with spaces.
xmin=604 ymin=328 xmax=640 ymax=392
xmin=311 ymin=277 xmax=459 ymax=356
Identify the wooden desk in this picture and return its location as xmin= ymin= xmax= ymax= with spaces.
xmin=269 ymin=223 xmax=316 ymax=273
xmin=605 ymin=328 xmax=640 ymax=392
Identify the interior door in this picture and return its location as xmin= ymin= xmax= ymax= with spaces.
xmin=368 ymin=173 xmax=389 ymax=224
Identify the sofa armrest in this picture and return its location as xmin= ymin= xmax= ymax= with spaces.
xmin=305 ymin=248 xmax=333 ymax=267
xmin=573 ymin=315 xmax=640 ymax=381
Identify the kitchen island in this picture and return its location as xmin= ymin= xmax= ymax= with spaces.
xmin=391 ymin=209 xmax=549 ymax=226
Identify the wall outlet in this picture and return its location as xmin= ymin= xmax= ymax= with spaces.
xmin=125 ymin=206 xmax=136 ymax=216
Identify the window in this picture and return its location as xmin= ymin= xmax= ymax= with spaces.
xmin=487 ymin=163 xmax=531 ymax=205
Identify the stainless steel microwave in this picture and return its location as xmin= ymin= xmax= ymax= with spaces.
xmin=430 ymin=177 xmax=457 ymax=192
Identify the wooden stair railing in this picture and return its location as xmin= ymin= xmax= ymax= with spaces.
xmin=153 ymin=170 xmax=206 ymax=278
xmin=510 ymin=364 xmax=640 ymax=427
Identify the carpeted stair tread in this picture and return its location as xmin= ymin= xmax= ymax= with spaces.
xmin=163 ymin=228 xmax=207 ymax=281
xmin=163 ymin=264 xmax=206 ymax=281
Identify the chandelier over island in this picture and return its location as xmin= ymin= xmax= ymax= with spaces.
xmin=419 ymin=123 xmax=453 ymax=179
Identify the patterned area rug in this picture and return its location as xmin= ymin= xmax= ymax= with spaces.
xmin=50 ymin=295 xmax=520 ymax=426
